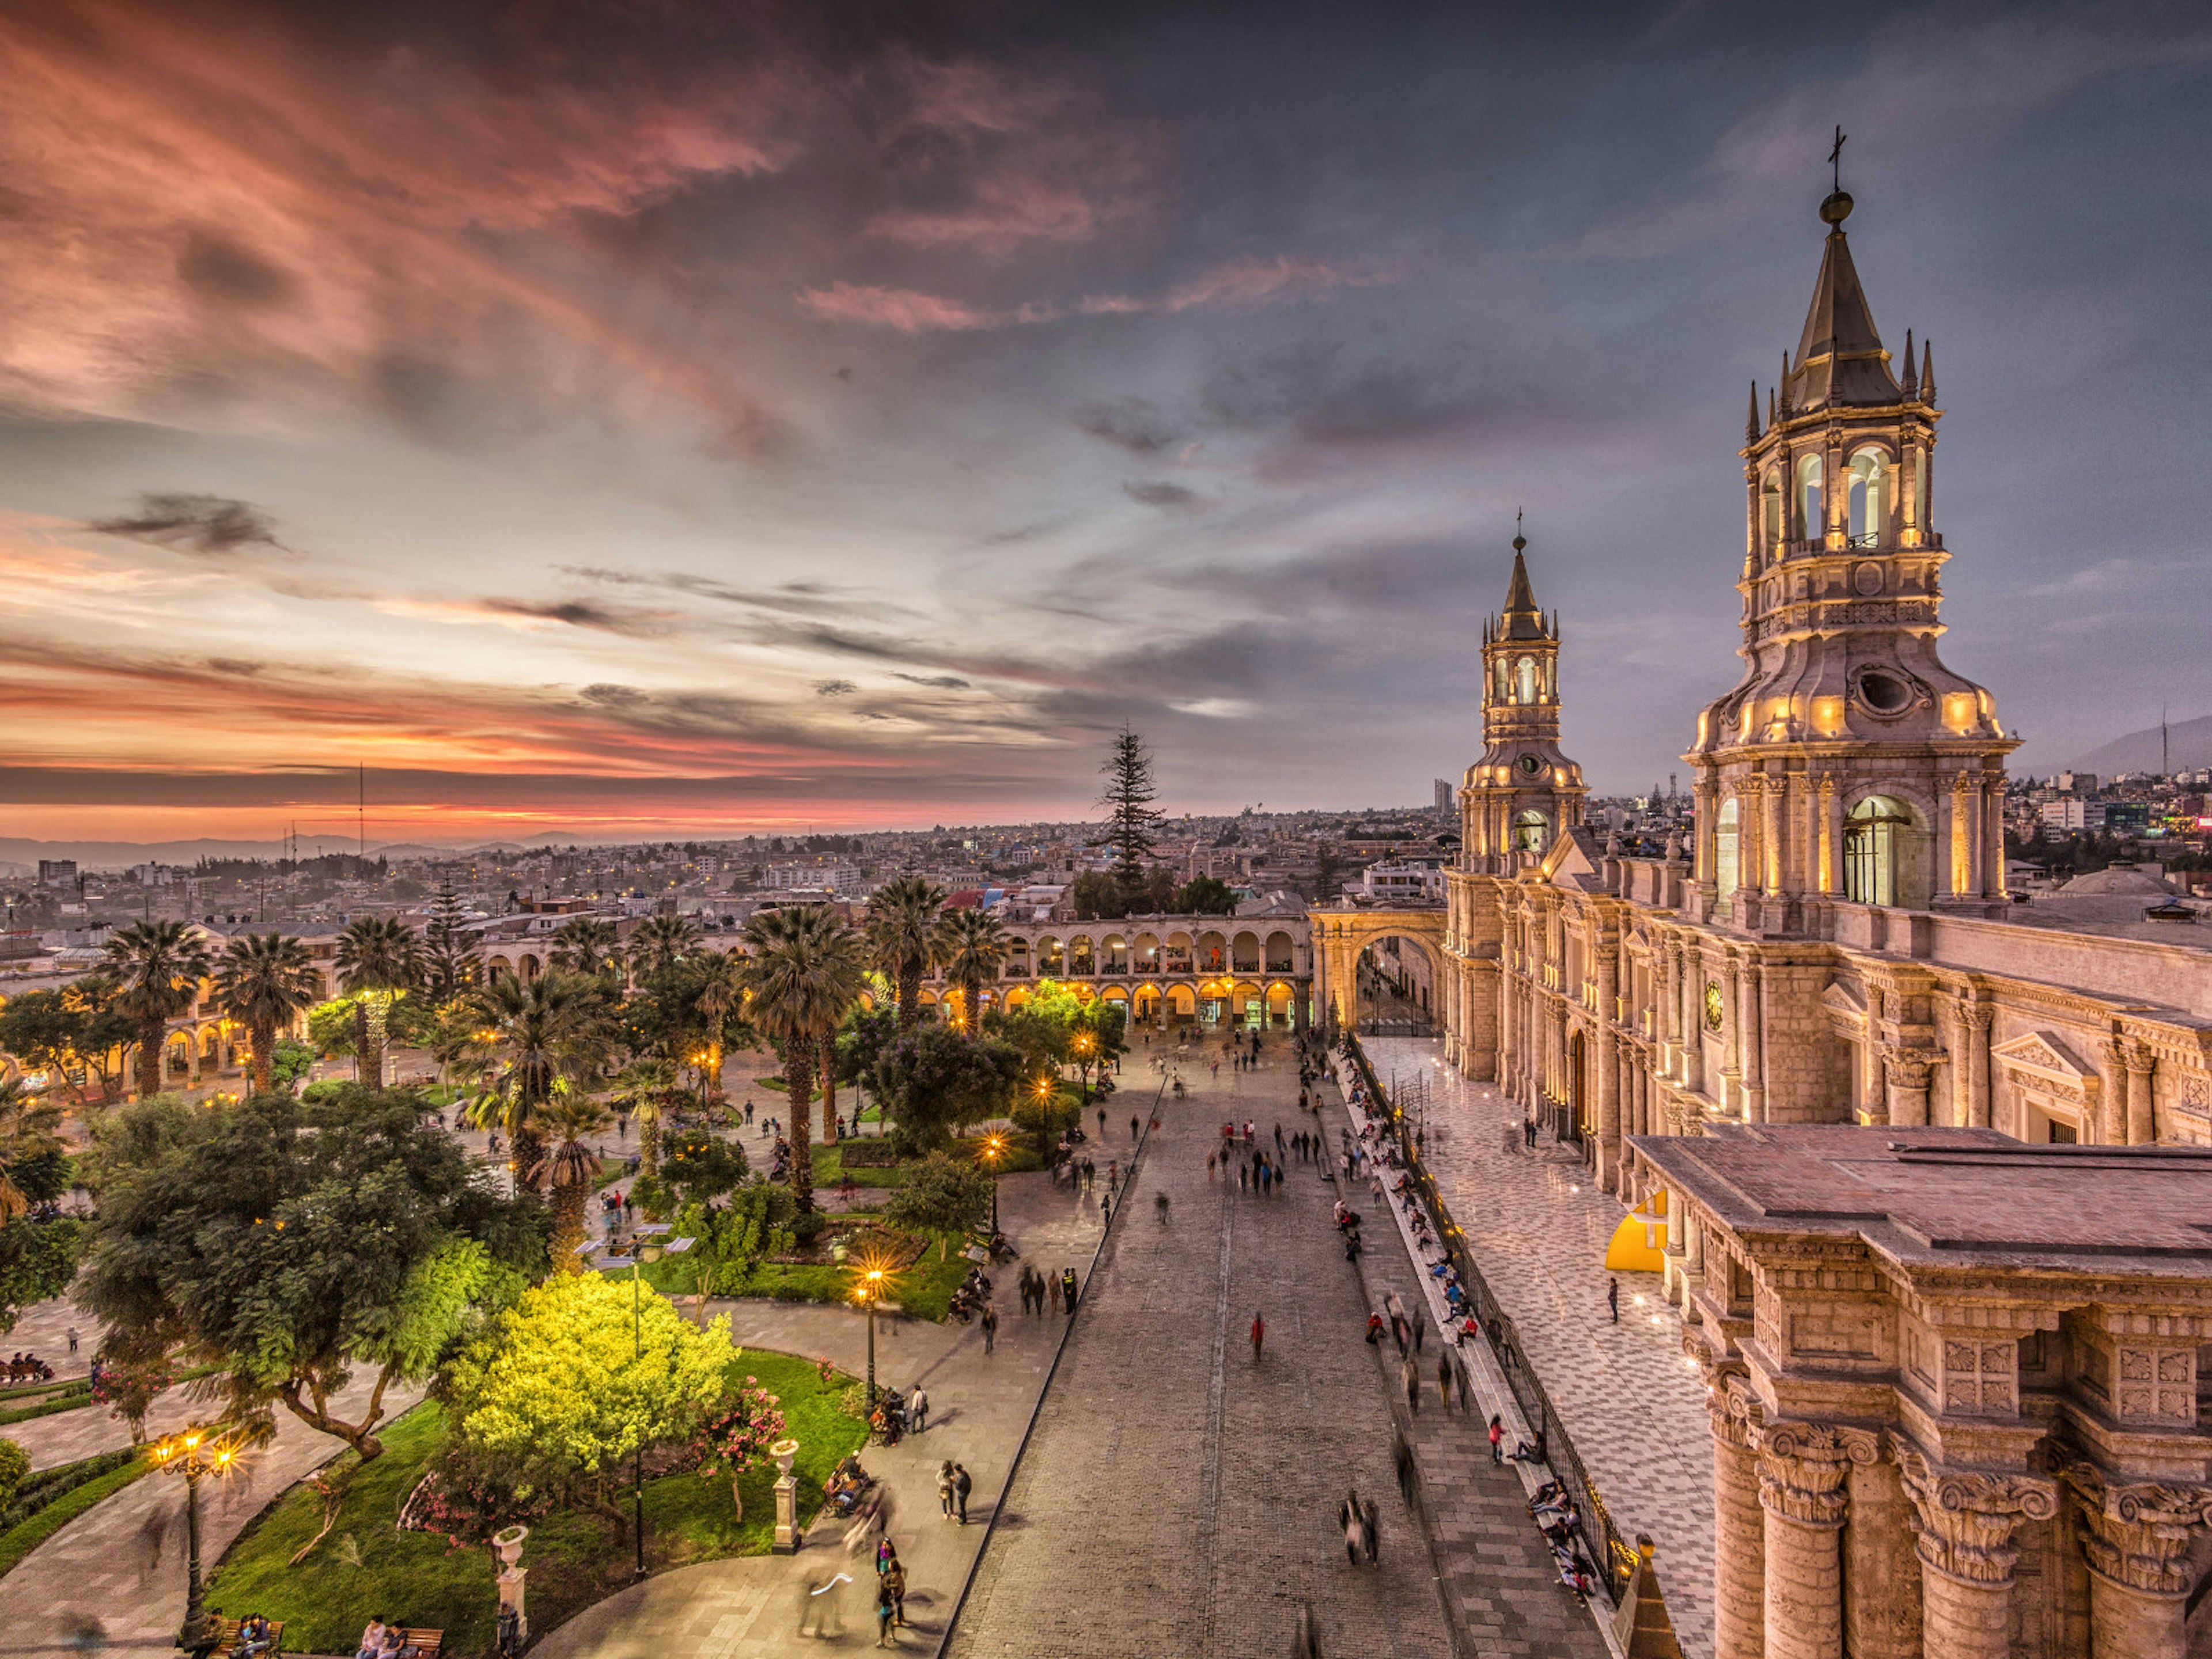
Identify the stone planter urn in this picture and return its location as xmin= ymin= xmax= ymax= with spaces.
xmin=771 ymin=1438 xmax=799 ymax=1477
xmin=492 ymin=1525 xmax=528 ymax=1567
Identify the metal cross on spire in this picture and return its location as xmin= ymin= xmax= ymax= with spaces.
xmin=1829 ymin=125 xmax=1847 ymax=193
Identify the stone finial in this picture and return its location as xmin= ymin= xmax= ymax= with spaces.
xmin=1665 ymin=831 xmax=1685 ymax=863
xmin=1747 ymin=381 xmax=1761 ymax=443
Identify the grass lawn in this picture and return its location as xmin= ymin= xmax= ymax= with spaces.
xmin=206 ymin=1351 xmax=865 ymax=1659
xmin=809 ymin=1143 xmax=906 ymax=1189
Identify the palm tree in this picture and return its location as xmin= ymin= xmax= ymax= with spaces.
xmin=0 ymin=1077 xmax=62 ymax=1222
xmin=214 ymin=932 xmax=321 ymax=1093
xmin=102 ymin=921 xmax=213 ymax=1098
xmin=741 ymin=906 xmax=866 ymax=1211
xmin=526 ymin=1088 xmax=611 ymax=1272
xmin=461 ymin=971 xmax=614 ymax=1181
xmin=935 ymin=908 xmax=1008 ymax=1037
xmin=630 ymin=914 xmax=702 ymax=979
xmin=550 ymin=916 xmax=625 ymax=982
xmin=868 ymin=877 xmax=946 ymax=1031
xmin=335 ymin=916 xmax=424 ymax=1086
xmin=609 ymin=1058 xmax=680 ymax=1174
xmin=692 ymin=949 xmax=749 ymax=1101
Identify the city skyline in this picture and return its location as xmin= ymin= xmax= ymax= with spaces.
xmin=5 ymin=0 xmax=2210 ymax=842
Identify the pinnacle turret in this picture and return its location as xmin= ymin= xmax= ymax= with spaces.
xmin=1747 ymin=381 xmax=1761 ymax=442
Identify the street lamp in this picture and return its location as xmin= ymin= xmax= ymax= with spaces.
xmin=152 ymin=1422 xmax=255 ymax=1648
xmin=1072 ymin=1030 xmax=1095 ymax=1107
xmin=849 ymin=1253 xmax=899 ymax=1417
xmin=584 ymin=1222 xmax=692 ymax=1582
xmin=980 ymin=1133 xmax=1006 ymax=1235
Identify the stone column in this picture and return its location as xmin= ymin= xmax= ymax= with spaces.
xmin=2124 ymin=1043 xmax=2156 ymax=1146
xmin=1884 ymin=1051 xmax=1933 ymax=1129
xmin=1896 ymin=1448 xmax=2056 ymax=1659
xmin=2099 ymin=1037 xmax=2129 ymax=1146
xmin=1740 ymin=963 xmax=1766 ymax=1124
xmin=1740 ymin=778 xmax=1766 ymax=906
xmin=1960 ymin=1003 xmax=1993 ymax=1129
xmin=1983 ymin=779 xmax=2006 ymax=899
xmin=1657 ymin=937 xmax=1680 ymax=1081
xmin=1709 ymin=1378 xmax=1768 ymax=1659
xmin=1820 ymin=775 xmax=1843 ymax=895
xmin=1596 ymin=1011 xmax=1621 ymax=1188
xmin=1844 ymin=1435 xmax=1923 ymax=1659
xmin=1681 ymin=948 xmax=1705 ymax=1094
xmin=1934 ymin=780 xmax=1956 ymax=901
xmin=1762 ymin=777 xmax=1783 ymax=897
xmin=1756 ymin=1422 xmax=1852 ymax=1659
xmin=2066 ymin=1464 xmax=2212 ymax=1659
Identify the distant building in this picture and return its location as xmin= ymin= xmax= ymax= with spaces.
xmin=2040 ymin=798 xmax=2105 ymax=833
xmin=1360 ymin=861 xmax=1445 ymax=902
xmin=2056 ymin=770 xmax=2098 ymax=794
xmin=36 ymin=859 xmax=77 ymax=887
xmin=1433 ymin=778 xmax=1454 ymax=813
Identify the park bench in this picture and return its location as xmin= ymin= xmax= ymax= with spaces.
xmin=209 ymin=1618 xmax=285 ymax=1657
xmin=394 ymin=1628 xmax=444 ymax=1658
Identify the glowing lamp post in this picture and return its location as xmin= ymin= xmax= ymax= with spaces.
xmin=153 ymin=1423 xmax=251 ymax=1649
xmin=981 ymin=1134 xmax=1006 ymax=1235
xmin=849 ymin=1254 xmax=898 ymax=1417
xmin=1073 ymin=1030 xmax=1095 ymax=1107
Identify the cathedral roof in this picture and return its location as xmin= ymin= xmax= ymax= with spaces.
xmin=1499 ymin=539 xmax=1547 ymax=641
xmin=1784 ymin=195 xmax=1902 ymax=411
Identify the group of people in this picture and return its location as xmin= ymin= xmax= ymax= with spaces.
xmin=352 ymin=1618 xmax=421 ymax=1659
xmin=1015 ymin=1263 xmax=1079 ymax=1317
xmin=6 ymin=1350 xmax=56 ymax=1382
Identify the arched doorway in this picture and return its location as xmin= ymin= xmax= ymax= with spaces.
xmin=1355 ymin=935 xmax=1439 ymax=1037
xmin=1565 ymin=1028 xmax=1589 ymax=1146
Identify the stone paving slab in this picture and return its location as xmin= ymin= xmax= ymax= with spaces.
xmin=945 ymin=1061 xmax=1459 ymax=1659
xmin=1364 ymin=1038 xmax=1714 ymax=1659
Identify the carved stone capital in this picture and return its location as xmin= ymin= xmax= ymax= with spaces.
xmin=1896 ymin=1444 xmax=2057 ymax=1586
xmin=1755 ymin=1419 xmax=1853 ymax=1528
xmin=1883 ymin=1051 xmax=1936 ymax=1091
xmin=1701 ymin=1363 xmax=1763 ymax=1453
xmin=2066 ymin=1463 xmax=2212 ymax=1597
xmin=2123 ymin=1041 xmax=2158 ymax=1079
xmin=1959 ymin=1002 xmax=1994 ymax=1035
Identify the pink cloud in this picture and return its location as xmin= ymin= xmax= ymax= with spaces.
xmin=801 ymin=256 xmax=1402 ymax=334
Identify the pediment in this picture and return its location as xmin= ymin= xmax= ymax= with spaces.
xmin=1992 ymin=1031 xmax=2093 ymax=1084
xmin=1541 ymin=829 xmax=1597 ymax=888
xmin=1821 ymin=981 xmax=1867 ymax=1018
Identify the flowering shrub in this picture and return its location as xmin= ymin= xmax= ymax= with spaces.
xmin=89 ymin=1354 xmax=172 ymax=1441
xmin=694 ymin=1378 xmax=786 ymax=1479
xmin=400 ymin=1445 xmax=554 ymax=1551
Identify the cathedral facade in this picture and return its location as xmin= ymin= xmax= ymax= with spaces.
xmin=1431 ymin=188 xmax=2212 ymax=1180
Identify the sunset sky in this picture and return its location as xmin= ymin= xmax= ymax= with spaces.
xmin=2 ymin=0 xmax=2208 ymax=847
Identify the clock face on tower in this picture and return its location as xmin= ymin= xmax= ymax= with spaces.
xmin=1517 ymin=753 xmax=1543 ymax=777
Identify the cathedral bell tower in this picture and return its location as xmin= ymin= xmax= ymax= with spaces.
xmin=1687 ymin=177 xmax=2016 ymax=931
xmin=1462 ymin=527 xmax=1586 ymax=869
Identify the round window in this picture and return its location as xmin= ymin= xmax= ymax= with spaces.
xmin=1703 ymin=983 xmax=1725 ymax=1031
xmin=1517 ymin=754 xmax=1543 ymax=777
xmin=1858 ymin=671 xmax=1911 ymax=713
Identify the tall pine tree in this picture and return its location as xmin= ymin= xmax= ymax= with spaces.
xmin=1100 ymin=726 xmax=1166 ymax=883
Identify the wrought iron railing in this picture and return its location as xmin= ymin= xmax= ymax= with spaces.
xmin=1343 ymin=1035 xmax=1637 ymax=1600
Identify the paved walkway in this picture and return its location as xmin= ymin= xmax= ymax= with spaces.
xmin=945 ymin=1060 xmax=1457 ymax=1659
xmin=531 ymin=1142 xmax=1112 ymax=1659
xmin=1363 ymin=1038 xmax=1714 ymax=1659
xmin=0 ymin=1374 xmax=421 ymax=1658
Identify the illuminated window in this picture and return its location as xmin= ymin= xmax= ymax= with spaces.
xmin=1844 ymin=796 xmax=1919 ymax=908
xmin=1847 ymin=449 xmax=1887 ymax=546
xmin=1513 ymin=809 xmax=1548 ymax=853
xmin=1516 ymin=656 xmax=1538 ymax=705
xmin=1797 ymin=453 xmax=1823 ymax=540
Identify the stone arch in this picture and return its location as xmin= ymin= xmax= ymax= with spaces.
xmin=1102 ymin=934 xmax=1128 ymax=974
xmin=1037 ymin=935 xmax=1066 ymax=975
xmin=1132 ymin=984 xmax=1162 ymax=1025
xmin=1165 ymin=983 xmax=1197 ymax=1024
xmin=1307 ymin=909 xmax=1446 ymax=1037
xmin=518 ymin=953 xmax=541 ymax=981
xmin=1164 ymin=932 xmax=1193 ymax=973
xmin=1513 ymin=809 xmax=1550 ymax=854
xmin=1069 ymin=935 xmax=1095 ymax=976
xmin=1846 ymin=442 xmax=1895 ymax=544
xmin=1196 ymin=930 xmax=1228 ymax=973
xmin=1715 ymin=795 xmax=1741 ymax=900
xmin=1842 ymin=791 xmax=1933 ymax=911
xmin=1132 ymin=931 xmax=1160 ymax=973
xmin=1796 ymin=450 xmax=1824 ymax=540
xmin=1230 ymin=930 xmax=1260 ymax=972
xmin=1264 ymin=980 xmax=1296 ymax=1026
xmin=1002 ymin=986 xmax=1031 ymax=1010
xmin=1264 ymin=930 xmax=1296 ymax=973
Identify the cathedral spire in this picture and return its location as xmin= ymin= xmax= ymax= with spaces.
xmin=1747 ymin=380 xmax=1762 ymax=442
xmin=1900 ymin=328 xmax=1918 ymax=397
xmin=1500 ymin=519 xmax=1545 ymax=640
xmin=1786 ymin=188 xmax=1901 ymax=410
xmin=1921 ymin=339 xmax=1935 ymax=403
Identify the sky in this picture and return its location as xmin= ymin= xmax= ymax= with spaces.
xmin=2 ymin=0 xmax=2209 ymax=847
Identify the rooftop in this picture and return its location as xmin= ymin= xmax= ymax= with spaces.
xmin=1633 ymin=1124 xmax=2212 ymax=1282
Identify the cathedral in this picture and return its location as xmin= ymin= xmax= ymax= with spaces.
xmin=1399 ymin=183 xmax=2212 ymax=1659
xmin=1431 ymin=184 xmax=2211 ymax=1171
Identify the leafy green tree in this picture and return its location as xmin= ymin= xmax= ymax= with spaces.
xmin=932 ymin=908 xmax=1007 ymax=1036
xmin=629 ymin=914 xmax=702 ymax=979
xmin=658 ymin=1126 xmax=748 ymax=1213
xmin=872 ymin=1026 xmax=1023 ymax=1154
xmin=102 ymin=921 xmax=212 ymax=1099
xmin=335 ymin=916 xmax=425 ymax=1086
xmin=884 ymin=1152 xmax=993 ymax=1256
xmin=865 ymin=877 xmax=945 ymax=1029
xmin=79 ymin=1089 xmax=543 ymax=1461
xmin=420 ymin=883 xmax=482 ymax=1002
xmin=444 ymin=1273 xmax=734 ymax=1516
xmin=675 ymin=1180 xmax=793 ymax=1302
xmin=215 ymin=932 xmax=321 ymax=1093
xmin=741 ymin=906 xmax=866 ymax=1210
xmin=550 ymin=916 xmax=625 ymax=981
xmin=1171 ymin=875 xmax=1240 ymax=915
xmin=525 ymin=1090 xmax=609 ymax=1272
xmin=268 ymin=1038 xmax=316 ymax=1090
xmin=461 ymin=972 xmax=616 ymax=1181
xmin=609 ymin=1059 xmax=681 ymax=1175
xmin=1100 ymin=725 xmax=1166 ymax=881
xmin=0 ymin=983 xmax=133 ymax=1105
xmin=833 ymin=1003 xmax=898 ymax=1132
xmin=0 ymin=1077 xmax=81 ymax=1331
xmin=1070 ymin=870 xmax=1130 ymax=921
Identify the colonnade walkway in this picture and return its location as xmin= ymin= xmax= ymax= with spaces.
xmin=1363 ymin=1036 xmax=1718 ymax=1659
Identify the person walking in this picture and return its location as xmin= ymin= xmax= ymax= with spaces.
xmin=1251 ymin=1310 xmax=1266 ymax=1362
xmin=884 ymin=1550 xmax=908 ymax=1627
xmin=937 ymin=1461 xmax=956 ymax=1520
xmin=1361 ymin=1498 xmax=1380 ymax=1566
xmin=1437 ymin=1352 xmax=1454 ymax=1411
xmin=65 ymin=1327 xmax=78 ymax=1356
xmin=1130 ymin=1114 xmax=1139 ymax=1142
xmin=1207 ymin=1150 xmax=1217 ymax=1183
xmin=1394 ymin=1434 xmax=1417 ymax=1509
xmin=1339 ymin=1490 xmax=1365 ymax=1565
xmin=981 ymin=1301 xmax=998 ymax=1354
xmin=874 ymin=1576 xmax=896 ymax=1647
xmin=1488 ymin=1414 xmax=1505 ymax=1464
xmin=952 ymin=1463 xmax=972 ymax=1524
xmin=1608 ymin=1278 xmax=1620 ymax=1324
xmin=1061 ymin=1266 xmax=1078 ymax=1314
xmin=910 ymin=1383 xmax=928 ymax=1434
xmin=1402 ymin=1351 xmax=1420 ymax=1414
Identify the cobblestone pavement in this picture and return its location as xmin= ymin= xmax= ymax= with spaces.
xmin=1363 ymin=1038 xmax=1714 ymax=1659
xmin=0 ymin=1373 xmax=421 ymax=1659
xmin=531 ymin=1150 xmax=1110 ymax=1659
xmin=945 ymin=1061 xmax=1457 ymax=1659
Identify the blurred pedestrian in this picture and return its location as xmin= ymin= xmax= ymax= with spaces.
xmin=1251 ymin=1310 xmax=1266 ymax=1362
